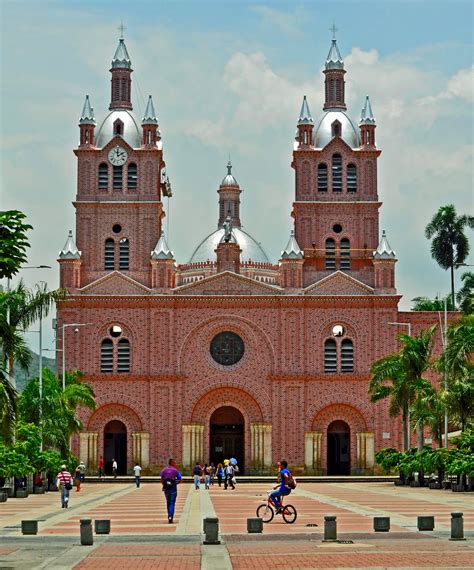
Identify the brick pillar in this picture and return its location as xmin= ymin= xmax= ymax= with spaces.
xmin=304 ymin=431 xmax=322 ymax=474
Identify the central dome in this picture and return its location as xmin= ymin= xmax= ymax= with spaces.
xmin=189 ymin=227 xmax=270 ymax=264
xmin=313 ymin=110 xmax=360 ymax=149
xmin=96 ymin=109 xmax=141 ymax=148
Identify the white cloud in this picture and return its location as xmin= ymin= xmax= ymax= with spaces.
xmin=251 ymin=5 xmax=306 ymax=36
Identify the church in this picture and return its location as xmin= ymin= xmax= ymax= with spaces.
xmin=58 ymin=34 xmax=439 ymax=475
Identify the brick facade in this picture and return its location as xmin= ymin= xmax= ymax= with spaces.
xmin=60 ymin=37 xmax=442 ymax=475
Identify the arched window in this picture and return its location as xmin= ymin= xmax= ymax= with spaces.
xmin=332 ymin=154 xmax=342 ymax=192
xmin=340 ymin=238 xmax=351 ymax=270
xmin=325 ymin=238 xmax=336 ymax=270
xmin=329 ymin=79 xmax=335 ymax=101
xmin=121 ymin=78 xmax=127 ymax=100
xmin=100 ymin=339 xmax=114 ymax=373
xmin=119 ymin=238 xmax=129 ymax=270
xmin=317 ymin=163 xmax=328 ymax=192
xmin=324 ymin=339 xmax=337 ymax=373
xmin=336 ymin=79 xmax=342 ymax=102
xmin=104 ymin=239 xmax=115 ymax=270
xmin=331 ymin=121 xmax=341 ymax=137
xmin=127 ymin=163 xmax=137 ymax=190
xmin=347 ymin=163 xmax=357 ymax=192
xmin=341 ymin=339 xmax=354 ymax=373
xmin=98 ymin=163 xmax=108 ymax=190
xmin=113 ymin=166 xmax=123 ymax=190
xmin=117 ymin=339 xmax=130 ymax=373
xmin=113 ymin=119 xmax=123 ymax=136
xmin=113 ymin=79 xmax=120 ymax=101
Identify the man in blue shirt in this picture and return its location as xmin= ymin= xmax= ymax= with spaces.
xmin=160 ymin=458 xmax=182 ymax=523
xmin=270 ymin=460 xmax=291 ymax=512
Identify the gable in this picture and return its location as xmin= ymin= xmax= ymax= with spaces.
xmin=305 ymin=271 xmax=374 ymax=296
xmin=80 ymin=272 xmax=151 ymax=296
xmin=174 ymin=272 xmax=282 ymax=296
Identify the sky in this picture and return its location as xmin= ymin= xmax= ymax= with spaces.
xmin=1 ymin=0 xmax=473 ymax=352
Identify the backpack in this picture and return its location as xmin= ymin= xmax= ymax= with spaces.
xmin=163 ymin=478 xmax=174 ymax=489
xmin=287 ymin=472 xmax=297 ymax=490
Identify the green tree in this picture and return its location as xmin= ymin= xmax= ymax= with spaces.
xmin=0 ymin=210 xmax=32 ymax=280
xmin=456 ymin=272 xmax=473 ymax=315
xmin=369 ymin=326 xmax=436 ymax=451
xmin=19 ymin=369 xmax=95 ymax=455
xmin=425 ymin=204 xmax=474 ymax=308
xmin=0 ymin=368 xmax=17 ymax=445
xmin=411 ymin=295 xmax=454 ymax=312
xmin=0 ymin=281 xmax=66 ymax=387
xmin=439 ymin=315 xmax=474 ymax=431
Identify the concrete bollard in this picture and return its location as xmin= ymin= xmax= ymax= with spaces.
xmin=417 ymin=516 xmax=434 ymax=531
xmin=450 ymin=512 xmax=466 ymax=541
xmin=247 ymin=518 xmax=263 ymax=533
xmin=323 ymin=515 xmax=337 ymax=542
xmin=373 ymin=517 xmax=390 ymax=532
xmin=94 ymin=519 xmax=111 ymax=535
xmin=0 ymin=491 xmax=7 ymax=503
xmin=203 ymin=517 xmax=220 ymax=545
xmin=21 ymin=520 xmax=38 ymax=535
xmin=80 ymin=518 xmax=93 ymax=546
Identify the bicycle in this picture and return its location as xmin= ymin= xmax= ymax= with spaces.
xmin=256 ymin=491 xmax=297 ymax=524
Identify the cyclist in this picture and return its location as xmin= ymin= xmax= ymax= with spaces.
xmin=270 ymin=459 xmax=292 ymax=512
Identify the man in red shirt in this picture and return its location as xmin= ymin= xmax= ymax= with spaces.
xmin=56 ymin=465 xmax=73 ymax=508
xmin=98 ymin=455 xmax=105 ymax=479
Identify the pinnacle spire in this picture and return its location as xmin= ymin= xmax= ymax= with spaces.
xmin=142 ymin=95 xmax=158 ymax=125
xmin=79 ymin=95 xmax=95 ymax=125
xmin=359 ymin=95 xmax=376 ymax=125
xmin=374 ymin=230 xmax=396 ymax=259
xmin=325 ymin=38 xmax=344 ymax=70
xmin=220 ymin=159 xmax=238 ymax=187
xmin=151 ymin=231 xmax=174 ymax=260
xmin=59 ymin=230 xmax=81 ymax=259
xmin=112 ymin=37 xmax=132 ymax=69
xmin=281 ymin=230 xmax=303 ymax=259
xmin=298 ymin=96 xmax=314 ymax=125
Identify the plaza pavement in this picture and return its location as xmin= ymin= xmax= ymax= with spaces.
xmin=0 ymin=480 xmax=473 ymax=569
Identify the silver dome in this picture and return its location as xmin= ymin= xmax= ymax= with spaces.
xmin=314 ymin=110 xmax=360 ymax=149
xmin=189 ymin=227 xmax=270 ymax=263
xmin=221 ymin=174 xmax=238 ymax=187
xmin=96 ymin=109 xmax=141 ymax=148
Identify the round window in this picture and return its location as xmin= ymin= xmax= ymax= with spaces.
xmin=332 ymin=325 xmax=345 ymax=337
xmin=333 ymin=224 xmax=343 ymax=234
xmin=112 ymin=224 xmax=122 ymax=234
xmin=210 ymin=332 xmax=245 ymax=366
xmin=110 ymin=325 xmax=122 ymax=338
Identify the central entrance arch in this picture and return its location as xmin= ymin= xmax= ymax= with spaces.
xmin=210 ymin=406 xmax=244 ymax=472
xmin=104 ymin=420 xmax=127 ymax=475
xmin=327 ymin=420 xmax=350 ymax=475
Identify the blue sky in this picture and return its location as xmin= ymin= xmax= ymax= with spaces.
xmin=1 ymin=0 xmax=473 ymax=350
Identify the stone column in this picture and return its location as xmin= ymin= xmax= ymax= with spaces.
xmin=182 ymin=424 xmax=204 ymax=468
xmin=131 ymin=432 xmax=150 ymax=467
xmin=250 ymin=423 xmax=263 ymax=471
xmin=304 ymin=431 xmax=322 ymax=474
xmin=80 ymin=432 xmax=98 ymax=472
xmin=356 ymin=432 xmax=375 ymax=473
xmin=262 ymin=424 xmax=272 ymax=470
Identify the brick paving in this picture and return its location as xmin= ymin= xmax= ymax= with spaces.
xmin=0 ymin=482 xmax=473 ymax=569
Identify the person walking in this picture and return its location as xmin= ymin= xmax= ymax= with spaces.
xmin=204 ymin=464 xmax=211 ymax=489
xmin=160 ymin=458 xmax=182 ymax=523
xmin=56 ymin=465 xmax=73 ymax=508
xmin=270 ymin=460 xmax=292 ymax=512
xmin=112 ymin=458 xmax=118 ymax=478
xmin=224 ymin=462 xmax=235 ymax=490
xmin=192 ymin=462 xmax=202 ymax=490
xmin=98 ymin=455 xmax=105 ymax=479
xmin=134 ymin=462 xmax=142 ymax=487
xmin=209 ymin=463 xmax=216 ymax=485
xmin=74 ymin=464 xmax=82 ymax=492
xmin=216 ymin=463 xmax=224 ymax=487
xmin=79 ymin=461 xmax=86 ymax=482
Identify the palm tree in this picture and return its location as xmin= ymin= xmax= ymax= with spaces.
xmin=369 ymin=326 xmax=437 ymax=451
xmin=0 ymin=281 xmax=66 ymax=388
xmin=0 ymin=368 xmax=17 ymax=444
xmin=19 ymin=369 xmax=95 ymax=455
xmin=439 ymin=315 xmax=474 ymax=431
xmin=456 ymin=272 xmax=473 ymax=315
xmin=425 ymin=205 xmax=474 ymax=308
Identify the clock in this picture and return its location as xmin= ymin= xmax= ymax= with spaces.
xmin=108 ymin=146 xmax=128 ymax=166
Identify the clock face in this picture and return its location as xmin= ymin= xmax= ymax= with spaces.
xmin=108 ymin=146 xmax=128 ymax=166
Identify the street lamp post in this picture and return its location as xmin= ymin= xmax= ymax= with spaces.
xmin=387 ymin=321 xmax=412 ymax=451
xmin=61 ymin=323 xmax=90 ymax=390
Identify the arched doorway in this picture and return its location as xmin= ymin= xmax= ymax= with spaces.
xmin=327 ymin=420 xmax=350 ymax=475
xmin=104 ymin=420 xmax=127 ymax=474
xmin=210 ymin=406 xmax=244 ymax=472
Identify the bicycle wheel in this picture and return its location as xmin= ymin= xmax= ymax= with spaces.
xmin=282 ymin=504 xmax=297 ymax=524
xmin=256 ymin=503 xmax=274 ymax=523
